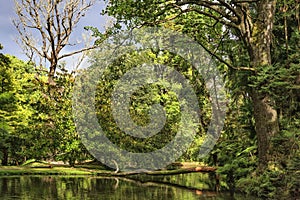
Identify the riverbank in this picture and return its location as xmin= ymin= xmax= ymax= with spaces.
xmin=0 ymin=166 xmax=106 ymax=176
xmin=0 ymin=161 xmax=215 ymax=176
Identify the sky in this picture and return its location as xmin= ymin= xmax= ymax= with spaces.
xmin=0 ymin=0 xmax=109 ymax=69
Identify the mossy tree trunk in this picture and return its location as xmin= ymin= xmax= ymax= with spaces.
xmin=247 ymin=0 xmax=279 ymax=169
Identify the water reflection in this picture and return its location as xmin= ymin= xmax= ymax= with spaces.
xmin=0 ymin=176 xmax=256 ymax=200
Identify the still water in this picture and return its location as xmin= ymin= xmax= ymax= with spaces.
xmin=0 ymin=174 xmax=257 ymax=200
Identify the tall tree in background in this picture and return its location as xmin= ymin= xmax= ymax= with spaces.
xmin=0 ymin=45 xmax=38 ymax=165
xmin=13 ymin=0 xmax=95 ymax=83
xmin=98 ymin=0 xmax=281 ymax=169
xmin=0 ymin=44 xmax=11 ymax=165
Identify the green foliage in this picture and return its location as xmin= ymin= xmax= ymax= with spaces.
xmin=205 ymin=96 xmax=257 ymax=191
xmin=0 ymin=51 xmax=90 ymax=166
xmin=28 ymin=65 xmax=91 ymax=166
xmin=237 ymin=170 xmax=280 ymax=199
xmin=249 ymin=63 xmax=299 ymax=111
xmin=88 ymin=47 xmax=210 ymax=163
xmin=0 ymin=54 xmax=37 ymax=165
xmin=286 ymin=154 xmax=300 ymax=198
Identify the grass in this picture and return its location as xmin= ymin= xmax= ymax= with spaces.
xmin=0 ymin=162 xmax=113 ymax=176
xmin=0 ymin=161 xmax=210 ymax=176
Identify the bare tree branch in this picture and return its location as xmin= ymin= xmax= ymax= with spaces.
xmin=58 ymin=45 xmax=97 ymax=60
xmin=13 ymin=0 xmax=96 ymax=82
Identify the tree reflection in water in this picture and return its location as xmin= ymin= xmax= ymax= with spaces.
xmin=0 ymin=176 xmax=256 ymax=200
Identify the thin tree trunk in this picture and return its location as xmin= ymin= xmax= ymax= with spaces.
xmin=48 ymin=61 xmax=57 ymax=85
xmin=1 ymin=147 xmax=8 ymax=166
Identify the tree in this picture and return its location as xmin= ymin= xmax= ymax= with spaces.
xmin=0 ymin=44 xmax=12 ymax=165
xmin=13 ymin=0 xmax=96 ymax=83
xmin=24 ymin=64 xmax=91 ymax=165
xmin=0 ymin=50 xmax=38 ymax=165
xmin=97 ymin=0 xmax=281 ymax=169
xmin=53 ymin=67 xmax=91 ymax=166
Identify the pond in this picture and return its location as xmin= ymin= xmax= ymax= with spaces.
xmin=0 ymin=174 xmax=257 ymax=200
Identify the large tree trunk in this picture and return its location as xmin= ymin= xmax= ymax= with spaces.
xmin=248 ymin=0 xmax=279 ymax=169
xmin=251 ymin=92 xmax=279 ymax=168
